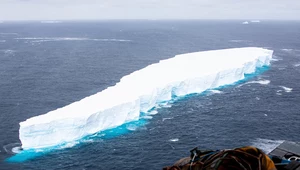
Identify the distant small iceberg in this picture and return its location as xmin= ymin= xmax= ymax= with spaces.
xmin=242 ymin=21 xmax=249 ymax=24
xmin=251 ymin=20 xmax=261 ymax=23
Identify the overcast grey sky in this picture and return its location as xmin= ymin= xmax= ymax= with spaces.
xmin=0 ymin=0 xmax=300 ymax=21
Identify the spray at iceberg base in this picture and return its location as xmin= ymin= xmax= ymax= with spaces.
xmin=11 ymin=47 xmax=273 ymax=161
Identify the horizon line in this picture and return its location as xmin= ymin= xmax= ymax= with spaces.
xmin=1 ymin=18 xmax=300 ymax=22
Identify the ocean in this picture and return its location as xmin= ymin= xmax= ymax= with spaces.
xmin=0 ymin=20 xmax=299 ymax=170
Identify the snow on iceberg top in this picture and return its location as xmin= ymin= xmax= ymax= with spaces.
xmin=20 ymin=47 xmax=273 ymax=126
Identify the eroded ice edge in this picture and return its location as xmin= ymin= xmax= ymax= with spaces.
xmin=19 ymin=47 xmax=273 ymax=150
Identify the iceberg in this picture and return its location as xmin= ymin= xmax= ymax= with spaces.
xmin=40 ymin=21 xmax=62 ymax=24
xmin=251 ymin=20 xmax=261 ymax=23
xmin=19 ymin=47 xmax=273 ymax=150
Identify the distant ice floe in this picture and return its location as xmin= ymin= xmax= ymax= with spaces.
xmin=169 ymin=138 xmax=179 ymax=142
xmin=0 ymin=40 xmax=6 ymax=43
xmin=40 ymin=21 xmax=62 ymax=24
xmin=242 ymin=20 xmax=260 ymax=25
xmin=229 ymin=40 xmax=251 ymax=43
xmin=15 ymin=37 xmax=131 ymax=43
xmin=279 ymin=86 xmax=293 ymax=93
xmin=0 ymin=33 xmax=18 ymax=35
xmin=229 ymin=40 xmax=244 ymax=43
xmin=251 ymin=138 xmax=284 ymax=154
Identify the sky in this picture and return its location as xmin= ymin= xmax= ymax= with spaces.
xmin=0 ymin=0 xmax=300 ymax=21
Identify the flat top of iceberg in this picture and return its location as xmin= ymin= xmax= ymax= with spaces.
xmin=20 ymin=47 xmax=272 ymax=126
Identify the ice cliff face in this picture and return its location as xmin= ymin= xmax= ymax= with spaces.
xmin=19 ymin=47 xmax=273 ymax=149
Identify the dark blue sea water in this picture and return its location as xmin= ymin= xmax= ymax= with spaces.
xmin=0 ymin=20 xmax=300 ymax=170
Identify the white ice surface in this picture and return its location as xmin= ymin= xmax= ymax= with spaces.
xmin=19 ymin=47 xmax=273 ymax=149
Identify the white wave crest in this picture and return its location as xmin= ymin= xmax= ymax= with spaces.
xmin=250 ymin=80 xmax=271 ymax=85
xmin=126 ymin=124 xmax=139 ymax=131
xmin=142 ymin=115 xmax=153 ymax=119
xmin=238 ymin=79 xmax=270 ymax=88
xmin=169 ymin=138 xmax=179 ymax=142
xmin=281 ymin=49 xmax=294 ymax=52
xmin=1 ymin=49 xmax=15 ymax=55
xmin=159 ymin=103 xmax=172 ymax=108
xmin=279 ymin=86 xmax=293 ymax=93
xmin=162 ymin=117 xmax=174 ymax=121
xmin=3 ymin=143 xmax=22 ymax=154
xmin=60 ymin=141 xmax=79 ymax=149
xmin=148 ymin=110 xmax=158 ymax=115
xmin=209 ymin=90 xmax=223 ymax=94
xmin=271 ymin=55 xmax=282 ymax=61
xmin=294 ymin=63 xmax=300 ymax=67
xmin=276 ymin=90 xmax=282 ymax=95
xmin=251 ymin=138 xmax=284 ymax=154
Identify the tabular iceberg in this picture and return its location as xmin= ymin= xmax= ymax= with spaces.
xmin=19 ymin=47 xmax=273 ymax=150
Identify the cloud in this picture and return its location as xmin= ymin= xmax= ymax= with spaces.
xmin=0 ymin=0 xmax=299 ymax=20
